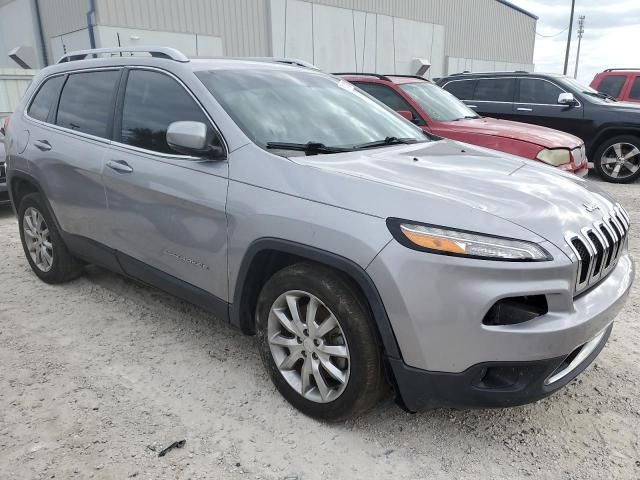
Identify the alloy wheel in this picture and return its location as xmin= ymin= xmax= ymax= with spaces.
xmin=600 ymin=142 xmax=640 ymax=179
xmin=23 ymin=207 xmax=54 ymax=272
xmin=267 ymin=290 xmax=350 ymax=403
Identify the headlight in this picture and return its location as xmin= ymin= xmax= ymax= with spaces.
xmin=387 ymin=219 xmax=552 ymax=261
xmin=536 ymin=148 xmax=571 ymax=166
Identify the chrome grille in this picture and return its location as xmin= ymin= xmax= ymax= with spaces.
xmin=567 ymin=204 xmax=630 ymax=294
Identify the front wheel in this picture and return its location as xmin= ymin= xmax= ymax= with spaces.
xmin=256 ymin=262 xmax=386 ymax=421
xmin=593 ymin=135 xmax=640 ymax=183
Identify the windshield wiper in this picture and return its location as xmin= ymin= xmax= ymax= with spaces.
xmin=266 ymin=141 xmax=352 ymax=154
xmin=453 ymin=115 xmax=481 ymax=121
xmin=583 ymin=91 xmax=617 ymax=101
xmin=352 ymin=137 xmax=420 ymax=150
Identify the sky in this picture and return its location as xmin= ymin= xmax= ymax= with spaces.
xmin=508 ymin=0 xmax=639 ymax=85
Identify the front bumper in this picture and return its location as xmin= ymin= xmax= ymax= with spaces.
xmin=367 ymin=238 xmax=634 ymax=409
xmin=389 ymin=324 xmax=612 ymax=411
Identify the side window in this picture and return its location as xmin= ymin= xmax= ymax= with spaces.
xmin=629 ymin=77 xmax=640 ymax=100
xmin=27 ymin=76 xmax=65 ymax=122
xmin=56 ymin=70 xmax=120 ymax=137
xmin=473 ymin=78 xmax=515 ymax=102
xmin=120 ymin=69 xmax=217 ymax=155
xmin=597 ymin=75 xmax=626 ymax=98
xmin=518 ymin=79 xmax=564 ymax=104
xmin=357 ymin=83 xmax=411 ymax=110
xmin=442 ymin=80 xmax=476 ymax=100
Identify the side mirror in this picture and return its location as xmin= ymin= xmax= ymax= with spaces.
xmin=396 ymin=110 xmax=414 ymax=121
xmin=558 ymin=92 xmax=578 ymax=106
xmin=166 ymin=121 xmax=225 ymax=159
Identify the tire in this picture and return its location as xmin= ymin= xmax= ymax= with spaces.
xmin=593 ymin=135 xmax=640 ymax=183
xmin=256 ymin=262 xmax=385 ymax=421
xmin=18 ymin=193 xmax=83 ymax=284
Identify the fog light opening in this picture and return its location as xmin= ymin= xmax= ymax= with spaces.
xmin=482 ymin=295 xmax=548 ymax=326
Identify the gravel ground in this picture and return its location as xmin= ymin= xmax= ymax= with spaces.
xmin=0 ymin=177 xmax=639 ymax=480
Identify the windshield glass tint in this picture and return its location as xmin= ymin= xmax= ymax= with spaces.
xmin=196 ymin=69 xmax=425 ymax=148
xmin=400 ymin=82 xmax=478 ymax=121
xmin=561 ymin=77 xmax=599 ymax=94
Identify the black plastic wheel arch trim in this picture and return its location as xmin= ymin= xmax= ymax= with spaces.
xmin=230 ymin=237 xmax=403 ymax=360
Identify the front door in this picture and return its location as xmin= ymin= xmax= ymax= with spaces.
xmin=512 ymin=78 xmax=587 ymax=140
xmin=102 ymin=68 xmax=229 ymax=303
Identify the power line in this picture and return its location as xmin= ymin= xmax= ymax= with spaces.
xmin=535 ymin=26 xmax=569 ymax=38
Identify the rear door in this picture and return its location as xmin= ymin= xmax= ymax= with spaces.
xmin=513 ymin=78 xmax=586 ymax=138
xmin=23 ymin=69 xmax=121 ymax=242
xmin=626 ymin=76 xmax=640 ymax=103
xmin=469 ymin=78 xmax=516 ymax=119
xmin=102 ymin=67 xmax=229 ymax=302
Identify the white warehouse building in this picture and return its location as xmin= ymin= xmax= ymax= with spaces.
xmin=0 ymin=0 xmax=537 ymax=112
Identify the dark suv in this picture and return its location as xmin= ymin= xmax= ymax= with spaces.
xmin=437 ymin=71 xmax=640 ymax=183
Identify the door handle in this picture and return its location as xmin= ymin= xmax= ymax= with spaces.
xmin=107 ymin=160 xmax=134 ymax=173
xmin=517 ymin=107 xmax=533 ymax=112
xmin=34 ymin=139 xmax=52 ymax=151
xmin=467 ymin=105 xmax=478 ymax=109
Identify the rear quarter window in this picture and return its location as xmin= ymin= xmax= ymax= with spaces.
xmin=27 ymin=76 xmax=65 ymax=122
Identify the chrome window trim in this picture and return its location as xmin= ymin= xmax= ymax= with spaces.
xmin=23 ymin=67 xmax=122 ymax=143
xmin=442 ymin=76 xmax=582 ymax=108
xmin=22 ymin=65 xmax=229 ymax=161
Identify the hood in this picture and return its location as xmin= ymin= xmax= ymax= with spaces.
xmin=440 ymin=117 xmax=583 ymax=149
xmin=289 ymin=140 xmax=619 ymax=257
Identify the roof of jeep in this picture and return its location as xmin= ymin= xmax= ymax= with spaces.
xmin=337 ymin=73 xmax=429 ymax=85
xmin=44 ymin=55 xmax=316 ymax=77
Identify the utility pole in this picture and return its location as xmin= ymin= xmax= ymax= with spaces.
xmin=574 ymin=15 xmax=585 ymax=78
xmin=563 ymin=0 xmax=576 ymax=75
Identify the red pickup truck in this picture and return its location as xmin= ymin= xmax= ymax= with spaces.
xmin=590 ymin=69 xmax=640 ymax=103
xmin=337 ymin=73 xmax=588 ymax=176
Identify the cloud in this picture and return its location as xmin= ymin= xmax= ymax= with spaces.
xmin=508 ymin=0 xmax=640 ymax=83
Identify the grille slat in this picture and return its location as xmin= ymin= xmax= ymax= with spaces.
xmin=567 ymin=204 xmax=630 ymax=295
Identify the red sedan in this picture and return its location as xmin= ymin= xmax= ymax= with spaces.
xmin=337 ymin=73 xmax=588 ymax=176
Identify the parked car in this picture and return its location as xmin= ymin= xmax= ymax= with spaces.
xmin=5 ymin=47 xmax=634 ymax=420
xmin=337 ymin=73 xmax=587 ymax=176
xmin=437 ymin=71 xmax=640 ymax=183
xmin=0 ymin=116 xmax=9 ymax=205
xmin=590 ymin=69 xmax=640 ymax=104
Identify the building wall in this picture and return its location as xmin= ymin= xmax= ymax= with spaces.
xmin=270 ymin=0 xmax=446 ymax=78
xmin=0 ymin=0 xmax=42 ymax=68
xmin=95 ymin=0 xmax=271 ymax=56
xmin=2 ymin=0 xmax=536 ymax=75
xmin=0 ymin=68 xmax=36 ymax=115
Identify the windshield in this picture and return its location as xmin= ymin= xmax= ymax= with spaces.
xmin=399 ymin=82 xmax=479 ymax=122
xmin=196 ymin=69 xmax=426 ymax=151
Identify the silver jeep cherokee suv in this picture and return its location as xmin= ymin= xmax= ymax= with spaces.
xmin=4 ymin=47 xmax=634 ymax=421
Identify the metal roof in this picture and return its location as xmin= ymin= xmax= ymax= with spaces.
xmin=495 ymin=0 xmax=539 ymax=20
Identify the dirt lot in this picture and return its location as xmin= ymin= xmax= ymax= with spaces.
xmin=0 ymin=178 xmax=639 ymax=480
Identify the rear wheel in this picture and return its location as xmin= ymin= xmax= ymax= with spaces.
xmin=18 ymin=193 xmax=83 ymax=283
xmin=256 ymin=262 xmax=385 ymax=421
xmin=593 ymin=135 xmax=640 ymax=183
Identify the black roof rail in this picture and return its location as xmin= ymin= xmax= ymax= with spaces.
xmin=384 ymin=74 xmax=430 ymax=82
xmin=57 ymin=46 xmax=189 ymax=64
xmin=603 ymin=68 xmax=640 ymax=72
xmin=333 ymin=72 xmax=391 ymax=81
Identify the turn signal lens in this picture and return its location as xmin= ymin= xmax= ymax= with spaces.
xmin=388 ymin=220 xmax=552 ymax=261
